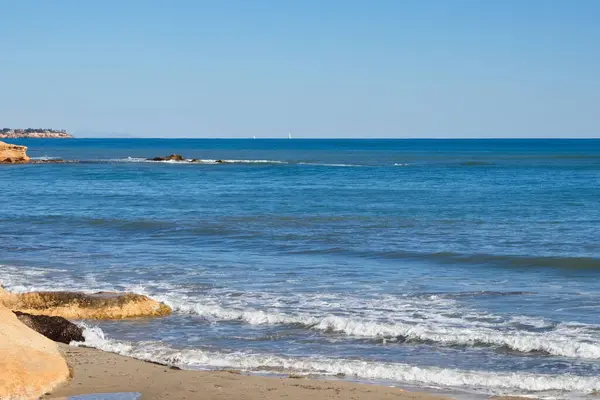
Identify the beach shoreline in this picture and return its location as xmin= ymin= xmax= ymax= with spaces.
xmin=45 ymin=344 xmax=453 ymax=400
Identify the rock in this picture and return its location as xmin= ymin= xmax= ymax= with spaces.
xmin=0 ymin=304 xmax=70 ymax=399
xmin=30 ymin=159 xmax=68 ymax=164
xmin=0 ymin=141 xmax=30 ymax=164
xmin=148 ymin=154 xmax=185 ymax=161
xmin=0 ymin=289 xmax=172 ymax=320
xmin=14 ymin=311 xmax=84 ymax=344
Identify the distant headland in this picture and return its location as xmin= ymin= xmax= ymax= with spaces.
xmin=0 ymin=128 xmax=73 ymax=139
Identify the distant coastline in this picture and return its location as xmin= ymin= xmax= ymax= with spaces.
xmin=0 ymin=128 xmax=73 ymax=139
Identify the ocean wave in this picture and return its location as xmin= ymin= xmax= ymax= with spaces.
xmin=431 ymin=253 xmax=600 ymax=269
xmin=288 ymin=248 xmax=600 ymax=269
xmin=3 ymin=264 xmax=599 ymax=361
xmin=164 ymin=301 xmax=600 ymax=360
xmin=76 ymin=325 xmax=600 ymax=394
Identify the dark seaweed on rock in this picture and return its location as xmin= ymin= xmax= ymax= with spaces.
xmin=14 ymin=311 xmax=84 ymax=344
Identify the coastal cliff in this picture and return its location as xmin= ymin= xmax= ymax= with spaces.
xmin=0 ymin=141 xmax=30 ymax=163
xmin=0 ymin=129 xmax=73 ymax=139
xmin=0 ymin=303 xmax=70 ymax=400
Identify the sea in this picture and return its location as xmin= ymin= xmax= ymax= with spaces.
xmin=1 ymin=138 xmax=600 ymax=399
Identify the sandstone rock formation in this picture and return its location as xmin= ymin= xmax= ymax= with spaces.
xmin=0 ymin=141 xmax=30 ymax=164
xmin=0 ymin=288 xmax=171 ymax=320
xmin=0 ymin=304 xmax=70 ymax=399
xmin=14 ymin=311 xmax=85 ymax=344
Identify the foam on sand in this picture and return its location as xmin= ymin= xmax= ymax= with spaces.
xmin=76 ymin=324 xmax=600 ymax=395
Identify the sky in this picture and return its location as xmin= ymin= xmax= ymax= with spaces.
xmin=0 ymin=0 xmax=599 ymax=138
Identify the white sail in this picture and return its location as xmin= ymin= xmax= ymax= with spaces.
xmin=288 ymin=132 xmax=292 ymax=139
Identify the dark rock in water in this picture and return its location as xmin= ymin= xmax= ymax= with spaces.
xmin=190 ymin=158 xmax=201 ymax=162
xmin=149 ymin=154 xmax=185 ymax=162
xmin=30 ymin=159 xmax=68 ymax=164
xmin=14 ymin=311 xmax=84 ymax=344
xmin=216 ymin=159 xmax=224 ymax=163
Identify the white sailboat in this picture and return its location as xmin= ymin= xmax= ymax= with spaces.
xmin=288 ymin=132 xmax=292 ymax=139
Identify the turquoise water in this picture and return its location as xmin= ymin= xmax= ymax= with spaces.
xmin=2 ymin=139 xmax=600 ymax=397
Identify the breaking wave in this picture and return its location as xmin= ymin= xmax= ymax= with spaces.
xmin=163 ymin=301 xmax=600 ymax=360
xmin=2 ymin=263 xmax=599 ymax=362
xmin=76 ymin=325 xmax=600 ymax=394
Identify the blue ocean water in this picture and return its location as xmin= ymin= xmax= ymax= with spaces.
xmin=2 ymin=139 xmax=600 ymax=397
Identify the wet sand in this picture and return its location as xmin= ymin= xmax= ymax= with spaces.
xmin=46 ymin=344 xmax=451 ymax=400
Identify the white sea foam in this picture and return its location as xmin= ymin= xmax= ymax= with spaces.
xmin=0 ymin=264 xmax=119 ymax=294
xmin=76 ymin=325 xmax=600 ymax=395
xmin=200 ymin=159 xmax=287 ymax=164
xmin=3 ymin=264 xmax=600 ymax=361
xmin=30 ymin=156 xmax=62 ymax=160
xmin=150 ymin=287 xmax=600 ymax=360
xmin=175 ymin=306 xmax=600 ymax=359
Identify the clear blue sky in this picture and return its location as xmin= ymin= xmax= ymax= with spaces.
xmin=1 ymin=0 xmax=599 ymax=138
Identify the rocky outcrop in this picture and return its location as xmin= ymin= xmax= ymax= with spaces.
xmin=0 ymin=141 xmax=30 ymax=164
xmin=0 ymin=304 xmax=70 ymax=399
xmin=0 ymin=288 xmax=172 ymax=320
xmin=148 ymin=155 xmax=229 ymax=163
xmin=14 ymin=311 xmax=84 ymax=344
xmin=30 ymin=159 xmax=71 ymax=164
xmin=149 ymin=154 xmax=185 ymax=161
xmin=191 ymin=159 xmax=224 ymax=163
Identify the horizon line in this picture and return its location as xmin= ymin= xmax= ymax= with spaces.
xmin=70 ymin=136 xmax=600 ymax=140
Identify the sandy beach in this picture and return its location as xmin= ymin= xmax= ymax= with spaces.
xmin=45 ymin=344 xmax=450 ymax=400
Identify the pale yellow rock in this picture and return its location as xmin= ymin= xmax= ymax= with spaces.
xmin=0 ymin=141 xmax=30 ymax=163
xmin=0 ymin=289 xmax=172 ymax=320
xmin=0 ymin=304 xmax=70 ymax=400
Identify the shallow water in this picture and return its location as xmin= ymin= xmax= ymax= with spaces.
xmin=50 ymin=394 xmax=141 ymax=400
xmin=2 ymin=139 xmax=600 ymax=397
